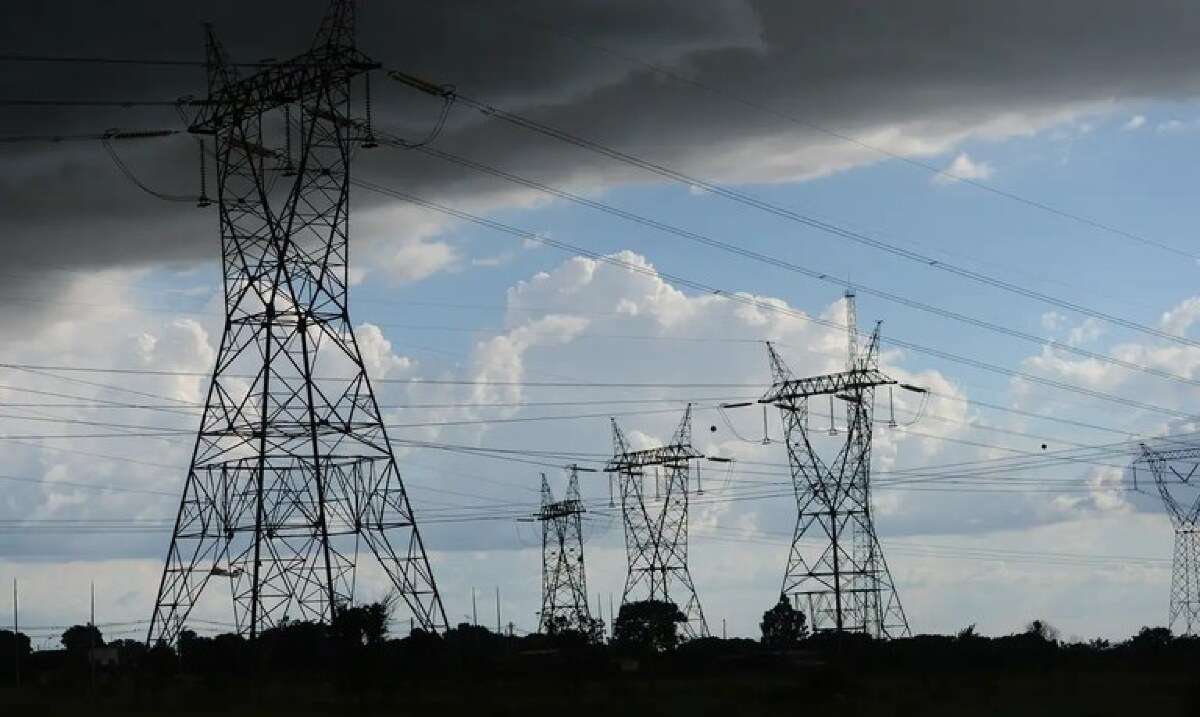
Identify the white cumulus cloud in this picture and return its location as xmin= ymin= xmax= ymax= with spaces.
xmin=1123 ymin=115 xmax=1147 ymax=130
xmin=933 ymin=152 xmax=995 ymax=185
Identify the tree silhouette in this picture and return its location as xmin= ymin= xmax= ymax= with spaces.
xmin=613 ymin=600 xmax=686 ymax=652
xmin=760 ymin=595 xmax=808 ymax=648
xmin=1025 ymin=619 xmax=1060 ymax=644
xmin=333 ymin=601 xmax=391 ymax=646
xmin=543 ymin=614 xmax=606 ymax=645
xmin=1128 ymin=626 xmax=1172 ymax=651
xmin=0 ymin=629 xmax=31 ymax=679
xmin=60 ymin=624 xmax=104 ymax=653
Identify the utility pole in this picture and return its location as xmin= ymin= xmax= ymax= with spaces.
xmin=608 ymin=407 xmax=709 ymax=639
xmin=495 ymin=587 xmax=501 ymax=634
xmin=12 ymin=579 xmax=18 ymax=687
xmin=472 ymin=588 xmax=478 ymax=627
xmin=761 ymin=291 xmax=912 ymax=638
xmin=89 ymin=581 xmax=95 ymax=688
xmin=1134 ymin=445 xmax=1200 ymax=634
xmin=535 ymin=467 xmax=595 ymax=635
xmin=722 ymin=618 xmax=727 ymax=640
xmin=146 ymin=0 xmax=446 ymax=645
xmin=609 ymin=593 xmax=614 ymax=638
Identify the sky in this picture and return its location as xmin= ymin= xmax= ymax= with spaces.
xmin=4 ymin=0 xmax=1200 ymax=645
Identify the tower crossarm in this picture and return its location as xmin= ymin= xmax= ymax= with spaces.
xmin=190 ymin=46 xmax=379 ymax=134
xmin=606 ymin=444 xmax=703 ymax=473
xmin=539 ymin=499 xmax=586 ymax=521
xmin=1137 ymin=445 xmax=1200 ymax=463
xmin=1137 ymin=443 xmax=1200 ymax=529
xmin=761 ymin=368 xmax=895 ymax=405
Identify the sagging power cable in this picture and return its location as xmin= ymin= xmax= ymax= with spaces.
xmin=384 ymin=71 xmax=1200 ymax=352
xmin=99 ymin=129 xmax=200 ymax=203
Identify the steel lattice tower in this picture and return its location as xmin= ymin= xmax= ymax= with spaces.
xmin=147 ymin=0 xmax=447 ymax=644
xmin=536 ymin=467 xmax=594 ymax=634
xmin=608 ymin=407 xmax=709 ymax=639
xmin=1135 ymin=444 xmax=1200 ymax=634
xmin=760 ymin=292 xmax=910 ymax=638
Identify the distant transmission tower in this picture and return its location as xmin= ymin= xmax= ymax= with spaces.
xmin=148 ymin=0 xmax=447 ymax=644
xmin=761 ymin=291 xmax=911 ymax=638
xmin=536 ymin=466 xmax=595 ymax=634
xmin=608 ymin=406 xmax=709 ymax=639
xmin=1135 ymin=444 xmax=1200 ymax=634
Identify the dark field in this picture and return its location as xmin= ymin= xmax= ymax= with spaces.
xmin=3 ymin=624 xmax=1200 ymax=716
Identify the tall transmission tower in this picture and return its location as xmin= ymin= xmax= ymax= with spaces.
xmin=1135 ymin=444 xmax=1200 ymax=634
xmin=760 ymin=291 xmax=910 ymax=638
xmin=608 ymin=407 xmax=709 ymax=639
xmin=147 ymin=0 xmax=447 ymax=644
xmin=536 ymin=466 xmax=595 ymax=635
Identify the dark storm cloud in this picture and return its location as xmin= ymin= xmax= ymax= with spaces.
xmin=3 ymin=0 xmax=1200 ymax=288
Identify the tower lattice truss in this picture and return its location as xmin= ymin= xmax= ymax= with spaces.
xmin=1136 ymin=445 xmax=1200 ymax=635
xmin=760 ymin=293 xmax=910 ymax=638
xmin=537 ymin=467 xmax=594 ymax=634
xmin=148 ymin=0 xmax=446 ymax=645
xmin=608 ymin=407 xmax=709 ymax=639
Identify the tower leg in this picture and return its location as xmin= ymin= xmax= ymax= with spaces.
xmin=1171 ymin=530 xmax=1200 ymax=635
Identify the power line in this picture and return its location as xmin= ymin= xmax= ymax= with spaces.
xmin=876 ymin=433 xmax=1166 ymax=480
xmin=6 ymin=261 xmax=1198 ymax=402
xmin=0 ymin=473 xmax=176 ymax=497
xmin=351 ymin=178 xmax=1200 ymax=422
xmin=0 ymin=361 xmax=760 ymax=387
xmin=10 ymin=76 xmax=1191 ymax=355
xmin=0 ymin=429 xmax=1158 ymax=544
xmin=7 ymin=45 xmax=1186 ymax=262
xmin=0 ymin=53 xmax=274 ymax=68
xmin=0 ymin=129 xmax=179 ymax=144
xmin=0 ymin=199 xmax=1176 ymax=441
xmin=0 ymin=99 xmax=200 ymax=108
xmin=422 ymin=81 xmax=1200 ymax=350
xmin=0 ymin=407 xmax=1152 ymax=496
xmin=684 ymin=523 xmax=1171 ymax=568
xmin=0 ymin=390 xmax=1104 ymax=455
xmin=396 ymin=140 xmax=1200 ymax=391
xmin=0 ymin=410 xmax=1143 ymax=480
xmin=5 ymin=363 xmax=196 ymax=406
xmin=0 ymin=396 xmax=749 ymax=411
xmin=0 ymin=346 xmax=1153 ymax=443
xmin=0 ymin=284 xmax=1156 ymax=439
xmin=2 ymin=392 xmax=1166 ymax=492
xmin=471 ymin=1 xmax=1196 ymax=261
xmin=0 ymin=373 xmax=1162 ymax=466
xmin=0 ymin=356 xmax=1184 ymax=481
xmin=0 ymin=382 xmax=199 ymax=416
xmin=0 ymin=280 xmax=1188 ymax=440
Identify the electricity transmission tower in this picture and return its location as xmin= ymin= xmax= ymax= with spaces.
xmin=760 ymin=291 xmax=910 ymax=638
xmin=1135 ymin=444 xmax=1200 ymax=634
xmin=608 ymin=406 xmax=709 ymax=639
xmin=148 ymin=0 xmax=447 ymax=644
xmin=536 ymin=466 xmax=595 ymax=635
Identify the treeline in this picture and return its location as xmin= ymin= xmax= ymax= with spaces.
xmin=3 ymin=600 xmax=1200 ymax=713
